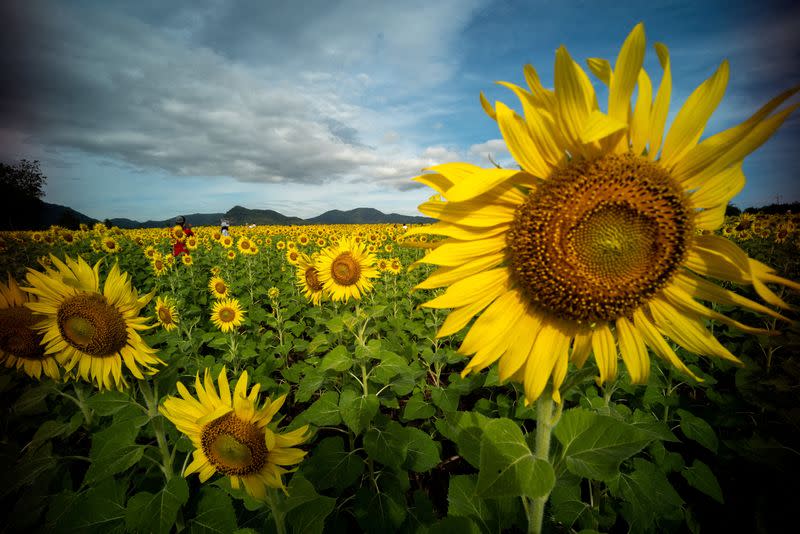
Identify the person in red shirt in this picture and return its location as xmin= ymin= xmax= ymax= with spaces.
xmin=172 ymin=216 xmax=194 ymax=257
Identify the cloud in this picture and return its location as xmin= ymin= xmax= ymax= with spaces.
xmin=0 ymin=0 xmax=488 ymax=191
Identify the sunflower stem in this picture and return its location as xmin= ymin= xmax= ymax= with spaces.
xmin=139 ymin=379 xmax=174 ymax=481
xmin=528 ymin=392 xmax=555 ymax=534
xmin=266 ymin=487 xmax=287 ymax=534
xmin=71 ymin=383 xmax=93 ymax=427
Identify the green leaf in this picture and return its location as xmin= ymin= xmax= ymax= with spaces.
xmin=295 ymin=369 xmax=325 ymax=403
xmin=448 ymin=474 xmax=494 ymax=533
xmin=294 ymin=391 xmax=342 ymax=428
xmin=365 ymin=421 xmax=441 ymax=472
xmin=682 ymin=459 xmax=724 ymax=503
xmin=401 ymin=425 xmax=441 ymax=472
xmin=677 ymin=409 xmax=718 ymax=453
xmin=401 ymin=393 xmax=435 ymax=421
xmin=319 ymin=345 xmax=353 ymax=372
xmin=3 ymin=442 xmax=56 ymax=498
xmin=476 ymin=418 xmax=554 ymax=498
xmin=353 ymin=476 xmax=407 ymax=531
xmin=435 ymin=411 xmax=492 ymax=468
xmin=84 ymin=414 xmax=145 ymax=485
xmin=13 ymin=385 xmax=50 ymax=414
xmin=86 ymin=390 xmax=132 ymax=416
xmin=190 ymin=487 xmax=238 ymax=534
xmin=283 ymin=474 xmax=336 ymax=534
xmin=125 ymin=477 xmax=190 ymax=534
xmin=339 ymin=390 xmax=379 ymax=436
xmin=431 ymin=387 xmax=460 ymax=412
xmin=26 ymin=420 xmax=72 ymax=450
xmin=614 ymin=459 xmax=684 ymax=532
xmin=303 ymin=436 xmax=364 ymax=491
xmin=364 ymin=424 xmax=404 ymax=469
xmin=550 ymin=477 xmax=593 ymax=528
xmin=554 ymin=408 xmax=653 ymax=480
xmin=54 ymin=478 xmax=127 ymax=533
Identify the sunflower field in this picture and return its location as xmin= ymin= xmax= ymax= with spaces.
xmin=0 ymin=213 xmax=797 ymax=534
xmin=2 ymin=23 xmax=800 ymax=534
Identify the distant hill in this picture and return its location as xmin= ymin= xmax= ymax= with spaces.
xmin=0 ymin=200 xmax=99 ymax=230
xmin=4 ymin=203 xmax=432 ymax=230
xmin=306 ymin=208 xmax=432 ymax=225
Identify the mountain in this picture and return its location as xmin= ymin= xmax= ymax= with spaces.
xmin=225 ymin=206 xmax=305 ymax=226
xmin=7 ymin=203 xmax=432 ymax=230
xmin=0 ymin=200 xmax=99 ymax=230
xmin=306 ymin=208 xmax=432 ymax=225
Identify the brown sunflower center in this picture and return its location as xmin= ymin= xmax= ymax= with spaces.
xmin=218 ymin=307 xmax=236 ymax=323
xmin=0 ymin=306 xmax=47 ymax=360
xmin=214 ymin=282 xmax=227 ymax=294
xmin=331 ymin=253 xmax=361 ymax=285
xmin=157 ymin=306 xmax=174 ymax=324
xmin=304 ymin=267 xmax=323 ymax=291
xmin=507 ymin=153 xmax=692 ymax=323
xmin=200 ymin=412 xmax=268 ymax=475
xmin=57 ymin=293 xmax=128 ymax=356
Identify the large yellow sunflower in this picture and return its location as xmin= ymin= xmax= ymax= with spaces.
xmin=316 ymin=237 xmax=380 ymax=302
xmin=159 ymin=367 xmax=310 ymax=498
xmin=24 ymin=255 xmax=164 ymax=390
xmin=211 ymin=298 xmax=245 ymax=333
xmin=412 ymin=24 xmax=799 ymax=403
xmin=0 ymin=275 xmax=61 ymax=380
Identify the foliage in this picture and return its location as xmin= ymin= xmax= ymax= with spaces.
xmin=0 ymin=218 xmax=798 ymax=533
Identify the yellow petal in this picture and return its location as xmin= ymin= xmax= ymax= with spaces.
xmin=422 ymin=268 xmax=509 ymax=309
xmin=414 ymin=252 xmax=505 ymax=290
xmin=632 ymin=308 xmax=700 ymax=380
xmin=648 ymin=298 xmax=742 ymax=364
xmin=660 ymin=60 xmax=729 ymax=167
xmin=689 ymin=164 xmax=745 ymax=209
xmin=554 ymin=45 xmax=597 ymax=153
xmin=579 ymin=109 xmax=628 ymax=145
xmin=673 ymin=85 xmax=800 ymax=184
xmin=616 ymin=316 xmax=650 ymax=384
xmin=591 ymin=324 xmax=618 ymax=385
xmin=630 ymin=69 xmax=653 ymax=155
xmin=498 ymin=309 xmax=543 ymax=381
xmin=523 ymin=319 xmax=571 ymax=403
xmin=647 ymin=42 xmax=672 ymax=159
xmin=480 ymin=91 xmax=497 ymax=120
xmin=609 ymin=23 xmax=646 ymax=125
xmin=418 ymin=235 xmax=507 ymax=267
xmin=586 ymin=57 xmax=612 ymax=86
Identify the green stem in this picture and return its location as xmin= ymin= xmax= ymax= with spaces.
xmin=528 ymin=393 xmax=555 ymax=534
xmin=266 ymin=488 xmax=287 ymax=534
xmin=140 ymin=380 xmax=173 ymax=481
xmin=361 ymin=363 xmax=369 ymax=397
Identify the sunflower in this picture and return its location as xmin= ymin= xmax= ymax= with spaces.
xmin=24 ymin=255 xmax=164 ymax=390
xmin=220 ymin=235 xmax=234 ymax=248
xmin=186 ymin=236 xmax=199 ymax=251
xmin=152 ymin=257 xmax=169 ymax=276
xmin=0 ymin=275 xmax=61 ymax=380
xmin=227 ymin=250 xmax=236 ymax=261
xmin=391 ymin=258 xmax=403 ymax=273
xmin=237 ymin=237 xmax=253 ymax=254
xmin=208 ymin=276 xmax=229 ymax=299
xmin=159 ymin=367 xmax=310 ymax=498
xmin=211 ymin=298 xmax=245 ymax=333
xmin=144 ymin=245 xmax=157 ymax=259
xmin=285 ymin=249 xmax=301 ymax=266
xmin=182 ymin=254 xmax=194 ymax=266
xmin=411 ymin=23 xmax=799 ymax=403
xmin=172 ymin=225 xmax=186 ymax=241
xmin=154 ymin=296 xmax=180 ymax=331
xmin=295 ymin=253 xmax=325 ymax=306
xmin=297 ymin=234 xmax=310 ymax=246
xmin=377 ymin=259 xmax=389 ymax=271
xmin=101 ymin=235 xmax=120 ymax=254
xmin=267 ymin=287 xmax=280 ymax=301
xmin=316 ymin=237 xmax=379 ymax=302
xmin=276 ymin=240 xmax=286 ymax=250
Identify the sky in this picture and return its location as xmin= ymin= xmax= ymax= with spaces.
xmin=1 ymin=0 xmax=798 ymax=222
